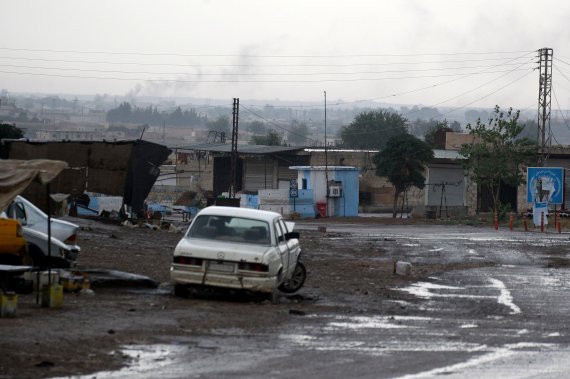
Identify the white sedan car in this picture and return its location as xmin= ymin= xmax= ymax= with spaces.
xmin=4 ymin=195 xmax=80 ymax=268
xmin=170 ymin=206 xmax=306 ymax=300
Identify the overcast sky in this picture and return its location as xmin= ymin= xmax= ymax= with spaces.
xmin=1 ymin=0 xmax=569 ymax=111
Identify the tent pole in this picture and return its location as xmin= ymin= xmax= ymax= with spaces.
xmin=46 ymin=183 xmax=51 ymax=286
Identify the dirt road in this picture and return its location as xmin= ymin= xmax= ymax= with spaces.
xmin=1 ymin=217 xmax=568 ymax=378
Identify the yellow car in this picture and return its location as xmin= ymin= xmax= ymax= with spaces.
xmin=0 ymin=218 xmax=28 ymax=265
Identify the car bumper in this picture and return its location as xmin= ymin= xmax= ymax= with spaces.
xmin=170 ymin=266 xmax=277 ymax=293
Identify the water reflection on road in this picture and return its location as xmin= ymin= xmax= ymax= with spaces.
xmin=64 ymin=224 xmax=570 ymax=378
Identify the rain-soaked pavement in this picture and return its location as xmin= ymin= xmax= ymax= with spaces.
xmin=52 ymin=222 xmax=570 ymax=379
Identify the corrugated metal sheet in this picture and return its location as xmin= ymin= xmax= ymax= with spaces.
xmin=244 ymin=158 xmax=272 ymax=191
xmin=175 ymin=143 xmax=305 ymax=155
xmin=3 ymin=140 xmax=171 ymax=213
xmin=278 ymin=164 xmax=297 ymax=181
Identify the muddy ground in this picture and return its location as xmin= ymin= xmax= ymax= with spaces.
xmin=0 ymin=217 xmax=501 ymax=379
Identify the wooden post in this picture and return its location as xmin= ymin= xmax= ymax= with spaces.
xmin=509 ymin=212 xmax=513 ymax=231
xmin=541 ymin=211 xmax=544 ymax=233
xmin=494 ymin=210 xmax=499 ymax=230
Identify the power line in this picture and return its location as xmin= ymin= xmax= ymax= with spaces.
xmin=0 ymin=67 xmax=533 ymax=84
xmin=554 ymin=57 xmax=570 ymax=66
xmin=403 ymin=57 xmax=537 ymax=118
xmin=0 ymin=54 xmax=540 ymax=68
xmin=554 ymin=65 xmax=570 ymax=83
xmin=242 ymin=52 xmax=537 ymax=108
xmin=439 ymin=70 xmax=535 ymax=117
xmin=0 ymin=46 xmax=535 ymax=58
xmin=240 ymin=105 xmax=321 ymax=145
xmin=0 ymin=62 xmax=536 ymax=78
xmin=552 ymin=87 xmax=570 ymax=135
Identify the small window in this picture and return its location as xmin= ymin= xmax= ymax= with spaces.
xmin=302 ymin=178 xmax=307 ymax=190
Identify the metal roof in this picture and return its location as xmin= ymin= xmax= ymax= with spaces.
xmin=171 ymin=143 xmax=306 ymax=155
xmin=290 ymin=166 xmax=358 ymax=171
xmin=433 ymin=149 xmax=464 ymax=160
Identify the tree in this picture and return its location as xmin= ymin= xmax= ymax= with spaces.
xmin=340 ymin=110 xmax=407 ymax=149
xmin=287 ymin=120 xmax=309 ymax=146
xmin=408 ymin=118 xmax=439 ymax=139
xmin=465 ymin=109 xmax=490 ymax=124
xmin=401 ymin=106 xmax=441 ymax=120
xmin=459 ymin=106 xmax=538 ymax=213
xmin=373 ymin=133 xmax=434 ymax=218
xmin=0 ymin=123 xmax=24 ymax=157
xmin=208 ymin=116 xmax=230 ymax=136
xmin=424 ymin=119 xmax=462 ymax=148
xmin=245 ymin=121 xmax=266 ymax=134
xmin=0 ymin=122 xmax=24 ymax=140
xmin=250 ymin=130 xmax=282 ymax=146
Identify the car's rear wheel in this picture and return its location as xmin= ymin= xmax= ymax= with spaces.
xmin=278 ymin=261 xmax=307 ymax=294
xmin=174 ymin=283 xmax=188 ymax=297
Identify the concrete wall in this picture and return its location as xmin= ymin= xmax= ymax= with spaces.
xmin=258 ymin=189 xmax=316 ymax=218
xmin=294 ymin=166 xmax=359 ymax=217
xmin=445 ymin=132 xmax=477 ymax=151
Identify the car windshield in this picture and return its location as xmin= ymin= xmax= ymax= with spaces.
xmin=187 ymin=215 xmax=271 ymax=245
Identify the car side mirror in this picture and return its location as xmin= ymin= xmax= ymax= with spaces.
xmin=285 ymin=231 xmax=300 ymax=240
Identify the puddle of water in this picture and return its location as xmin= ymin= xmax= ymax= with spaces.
xmin=52 ymin=344 xmax=187 ymax=379
xmin=398 ymin=278 xmax=522 ymax=315
xmin=394 ymin=342 xmax=562 ymax=379
xmin=397 ymin=282 xmax=468 ymax=299
xmin=488 ymin=278 xmax=521 ymax=315
xmin=302 ymin=314 xmax=438 ymax=333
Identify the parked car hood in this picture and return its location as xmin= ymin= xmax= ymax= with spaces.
xmin=174 ymin=237 xmax=271 ymax=263
xmin=9 ymin=196 xmax=79 ymax=242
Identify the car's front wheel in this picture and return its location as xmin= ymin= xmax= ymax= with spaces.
xmin=278 ymin=261 xmax=307 ymax=294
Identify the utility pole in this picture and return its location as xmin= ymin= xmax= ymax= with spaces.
xmin=229 ymin=98 xmax=239 ymax=198
xmin=324 ymin=91 xmax=329 ymax=217
xmin=324 ymin=91 xmax=328 ymax=171
xmin=537 ymin=47 xmax=553 ymax=166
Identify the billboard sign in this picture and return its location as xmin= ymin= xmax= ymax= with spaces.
xmin=527 ymin=167 xmax=564 ymax=205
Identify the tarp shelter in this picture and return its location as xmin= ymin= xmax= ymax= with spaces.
xmin=1 ymin=140 xmax=171 ymax=214
xmin=0 ymin=159 xmax=68 ymax=210
xmin=0 ymin=159 xmax=69 ymax=294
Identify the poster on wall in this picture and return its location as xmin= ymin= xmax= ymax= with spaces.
xmin=527 ymin=167 xmax=564 ymax=205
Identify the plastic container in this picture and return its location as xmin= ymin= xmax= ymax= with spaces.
xmin=0 ymin=292 xmax=18 ymax=317
xmin=316 ymin=202 xmax=327 ymax=218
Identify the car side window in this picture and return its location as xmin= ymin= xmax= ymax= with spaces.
xmin=7 ymin=202 xmax=27 ymax=223
xmin=15 ymin=203 xmax=26 ymax=221
xmin=275 ymin=220 xmax=285 ymax=244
